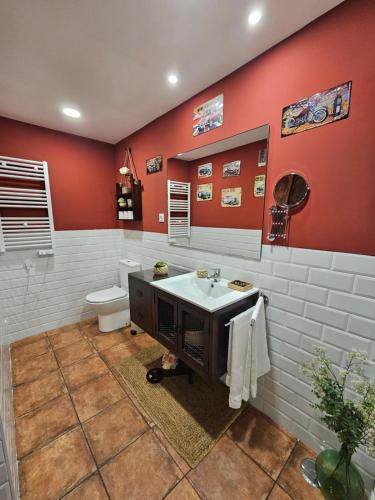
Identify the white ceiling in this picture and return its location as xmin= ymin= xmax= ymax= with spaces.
xmin=0 ymin=0 xmax=343 ymax=144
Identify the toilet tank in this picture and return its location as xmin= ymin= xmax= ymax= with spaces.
xmin=119 ymin=259 xmax=141 ymax=290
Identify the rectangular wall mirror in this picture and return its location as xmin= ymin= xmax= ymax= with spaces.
xmin=167 ymin=124 xmax=269 ymax=260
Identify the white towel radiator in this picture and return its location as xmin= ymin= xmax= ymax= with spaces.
xmin=0 ymin=155 xmax=55 ymax=255
xmin=167 ymin=180 xmax=191 ymax=242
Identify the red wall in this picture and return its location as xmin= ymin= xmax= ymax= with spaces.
xmin=168 ymin=141 xmax=267 ymax=229
xmin=0 ymin=117 xmax=116 ymax=230
xmin=115 ymin=0 xmax=375 ymax=256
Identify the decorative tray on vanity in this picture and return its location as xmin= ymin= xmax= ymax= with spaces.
xmin=227 ymin=280 xmax=253 ymax=292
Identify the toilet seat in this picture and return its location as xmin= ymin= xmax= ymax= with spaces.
xmin=86 ymin=286 xmax=128 ymax=304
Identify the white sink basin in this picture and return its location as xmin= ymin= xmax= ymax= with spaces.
xmin=150 ymin=272 xmax=258 ymax=312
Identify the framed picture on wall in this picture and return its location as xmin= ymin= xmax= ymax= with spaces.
xmin=254 ymin=175 xmax=265 ymax=197
xmin=258 ymin=148 xmax=267 ymax=167
xmin=193 ymin=94 xmax=223 ymax=136
xmin=197 ymin=183 xmax=212 ymax=201
xmin=146 ymin=155 xmax=162 ymax=174
xmin=197 ymin=162 xmax=212 ymax=178
xmin=223 ymin=160 xmax=241 ymax=177
xmin=281 ymin=81 xmax=352 ymax=137
xmin=221 ymin=187 xmax=242 ymax=207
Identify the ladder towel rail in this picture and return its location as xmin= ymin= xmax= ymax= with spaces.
xmin=168 ymin=180 xmax=191 ymax=242
xmin=0 ymin=156 xmax=55 ymax=255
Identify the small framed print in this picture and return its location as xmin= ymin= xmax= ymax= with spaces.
xmin=223 ymin=160 xmax=241 ymax=177
xmin=254 ymin=175 xmax=265 ymax=197
xmin=197 ymin=163 xmax=212 ymax=178
xmin=197 ymin=183 xmax=212 ymax=201
xmin=258 ymin=149 xmax=267 ymax=167
xmin=146 ymin=155 xmax=162 ymax=174
xmin=221 ymin=187 xmax=242 ymax=207
xmin=193 ymin=94 xmax=224 ymax=136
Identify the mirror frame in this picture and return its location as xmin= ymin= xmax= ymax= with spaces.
xmin=273 ymin=172 xmax=310 ymax=210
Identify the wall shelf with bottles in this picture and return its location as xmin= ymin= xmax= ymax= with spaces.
xmin=116 ymin=174 xmax=142 ymax=221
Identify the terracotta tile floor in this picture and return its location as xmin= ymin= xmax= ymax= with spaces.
xmin=11 ymin=320 xmax=322 ymax=500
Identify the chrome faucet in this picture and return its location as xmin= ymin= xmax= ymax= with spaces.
xmin=207 ymin=268 xmax=221 ymax=283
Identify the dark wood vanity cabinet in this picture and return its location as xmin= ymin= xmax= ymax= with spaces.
xmin=129 ymin=268 xmax=258 ymax=380
xmin=153 ymin=288 xmax=257 ymax=380
xmin=128 ymin=266 xmax=188 ymax=336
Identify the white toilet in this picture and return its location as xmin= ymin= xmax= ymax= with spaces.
xmin=86 ymin=259 xmax=141 ymax=332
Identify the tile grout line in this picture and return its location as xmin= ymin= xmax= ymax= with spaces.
xmin=184 ymin=474 xmax=205 ymax=500
xmin=47 ymin=331 xmax=109 ymax=499
xmin=73 ymin=324 xmax=158 ymax=498
xmin=87 ymin=327 xmax=204 ymax=499
xmin=227 ymin=433 xmax=278 ymax=487
xmin=81 ymin=327 xmax=148 ymax=419
xmin=12 ymin=323 xmax=144 ymax=499
xmin=265 ymin=482 xmax=278 ymax=500
xmin=152 ymin=427 xmax=189 ymax=477
xmin=57 ymin=323 xmax=114 ymax=500
xmin=14 ymin=330 xmax=96 ymax=499
xmin=273 ymin=439 xmax=299 ymax=484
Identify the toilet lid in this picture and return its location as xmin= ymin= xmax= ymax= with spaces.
xmin=86 ymin=286 xmax=127 ymax=304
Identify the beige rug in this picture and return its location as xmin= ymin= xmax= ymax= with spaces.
xmin=116 ymin=345 xmax=242 ymax=467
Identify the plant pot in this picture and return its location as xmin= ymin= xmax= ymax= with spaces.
xmin=315 ymin=446 xmax=365 ymax=500
xmin=153 ymin=264 xmax=168 ymax=276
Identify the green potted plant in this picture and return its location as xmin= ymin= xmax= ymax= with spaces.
xmin=153 ymin=261 xmax=168 ymax=276
xmin=302 ymin=348 xmax=374 ymax=500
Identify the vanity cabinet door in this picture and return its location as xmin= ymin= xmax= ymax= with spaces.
xmin=178 ymin=303 xmax=210 ymax=373
xmin=129 ymin=277 xmax=153 ymax=335
xmin=153 ymin=292 xmax=179 ymax=350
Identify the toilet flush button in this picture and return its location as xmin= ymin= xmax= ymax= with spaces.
xmin=159 ymin=213 xmax=165 ymax=223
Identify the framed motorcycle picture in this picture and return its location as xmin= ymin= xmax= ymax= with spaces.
xmin=197 ymin=183 xmax=212 ymax=201
xmin=281 ymin=81 xmax=351 ymax=137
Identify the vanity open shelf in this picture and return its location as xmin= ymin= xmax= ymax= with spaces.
xmin=128 ymin=266 xmax=258 ymax=380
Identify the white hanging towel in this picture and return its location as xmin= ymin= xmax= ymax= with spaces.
xmin=225 ymin=296 xmax=270 ymax=409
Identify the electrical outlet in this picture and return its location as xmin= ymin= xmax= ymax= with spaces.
xmin=159 ymin=213 xmax=165 ymax=223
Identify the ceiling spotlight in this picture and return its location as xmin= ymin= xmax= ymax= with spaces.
xmin=62 ymin=107 xmax=81 ymax=118
xmin=167 ymin=74 xmax=178 ymax=85
xmin=177 ymin=153 xmax=183 ymax=157
xmin=248 ymin=9 xmax=262 ymax=25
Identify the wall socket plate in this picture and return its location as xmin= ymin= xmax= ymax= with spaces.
xmin=159 ymin=213 xmax=165 ymax=223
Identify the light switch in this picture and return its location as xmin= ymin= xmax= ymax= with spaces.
xmin=159 ymin=213 xmax=165 ymax=223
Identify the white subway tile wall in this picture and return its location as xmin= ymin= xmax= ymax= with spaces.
xmin=0 ymin=228 xmax=374 ymax=490
xmin=0 ymin=230 xmax=126 ymax=343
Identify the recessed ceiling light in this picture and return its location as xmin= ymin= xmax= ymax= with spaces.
xmin=167 ymin=74 xmax=178 ymax=85
xmin=248 ymin=9 xmax=262 ymax=25
xmin=62 ymin=107 xmax=81 ymax=118
xmin=177 ymin=153 xmax=183 ymax=157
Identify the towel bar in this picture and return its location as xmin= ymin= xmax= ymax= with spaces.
xmin=225 ymin=291 xmax=268 ymax=327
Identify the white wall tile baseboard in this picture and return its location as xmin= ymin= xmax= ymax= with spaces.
xmin=0 ymin=230 xmax=127 ymax=344
xmin=0 ymin=228 xmax=374 ymax=490
xmin=122 ymin=230 xmax=375 ymax=490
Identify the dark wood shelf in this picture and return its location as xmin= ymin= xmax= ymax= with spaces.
xmin=116 ymin=175 xmax=142 ymax=221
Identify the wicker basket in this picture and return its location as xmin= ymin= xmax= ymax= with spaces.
xmin=184 ymin=329 xmax=205 ymax=346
